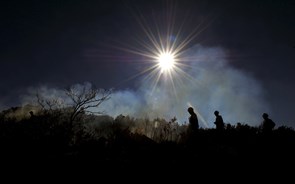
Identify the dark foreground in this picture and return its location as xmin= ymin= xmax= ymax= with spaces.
xmin=1 ymin=128 xmax=295 ymax=179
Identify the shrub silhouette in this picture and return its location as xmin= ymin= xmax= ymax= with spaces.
xmin=1 ymin=104 xmax=295 ymax=172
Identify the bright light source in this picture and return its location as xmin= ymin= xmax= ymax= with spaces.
xmin=157 ymin=52 xmax=175 ymax=72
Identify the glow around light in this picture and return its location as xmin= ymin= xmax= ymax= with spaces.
xmin=113 ymin=2 xmax=209 ymax=96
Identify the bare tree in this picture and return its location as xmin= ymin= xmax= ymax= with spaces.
xmin=65 ymin=83 xmax=112 ymax=123
xmin=35 ymin=83 xmax=112 ymax=123
xmin=36 ymin=93 xmax=65 ymax=111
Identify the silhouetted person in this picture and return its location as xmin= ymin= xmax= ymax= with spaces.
xmin=29 ymin=111 xmax=35 ymax=119
xmin=29 ymin=110 xmax=38 ymax=123
xmin=187 ymin=107 xmax=199 ymax=138
xmin=214 ymin=111 xmax=224 ymax=131
xmin=261 ymin=113 xmax=275 ymax=134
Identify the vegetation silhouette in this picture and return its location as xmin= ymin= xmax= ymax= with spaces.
xmin=0 ymin=95 xmax=295 ymax=174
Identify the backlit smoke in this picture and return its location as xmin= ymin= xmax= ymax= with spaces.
xmin=21 ymin=44 xmax=270 ymax=127
xmin=99 ymin=44 xmax=270 ymax=127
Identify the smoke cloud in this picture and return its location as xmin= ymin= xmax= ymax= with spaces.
xmin=21 ymin=44 xmax=269 ymax=127
xmin=99 ymin=44 xmax=270 ymax=127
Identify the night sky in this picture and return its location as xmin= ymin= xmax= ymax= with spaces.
xmin=1 ymin=0 xmax=294 ymax=127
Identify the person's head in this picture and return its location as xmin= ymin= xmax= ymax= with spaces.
xmin=29 ymin=111 xmax=34 ymax=116
xmin=262 ymin=113 xmax=269 ymax=119
xmin=214 ymin=110 xmax=219 ymax=116
xmin=188 ymin=107 xmax=194 ymax=114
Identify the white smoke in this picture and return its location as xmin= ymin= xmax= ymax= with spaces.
xmin=22 ymin=86 xmax=70 ymax=107
xmin=99 ymin=44 xmax=270 ymax=127
xmin=21 ymin=45 xmax=269 ymax=127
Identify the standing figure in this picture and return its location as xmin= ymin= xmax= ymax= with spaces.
xmin=214 ymin=110 xmax=224 ymax=131
xmin=187 ymin=107 xmax=199 ymax=134
xmin=261 ymin=113 xmax=275 ymax=133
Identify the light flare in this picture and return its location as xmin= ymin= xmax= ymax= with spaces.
xmin=112 ymin=2 xmax=212 ymax=102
